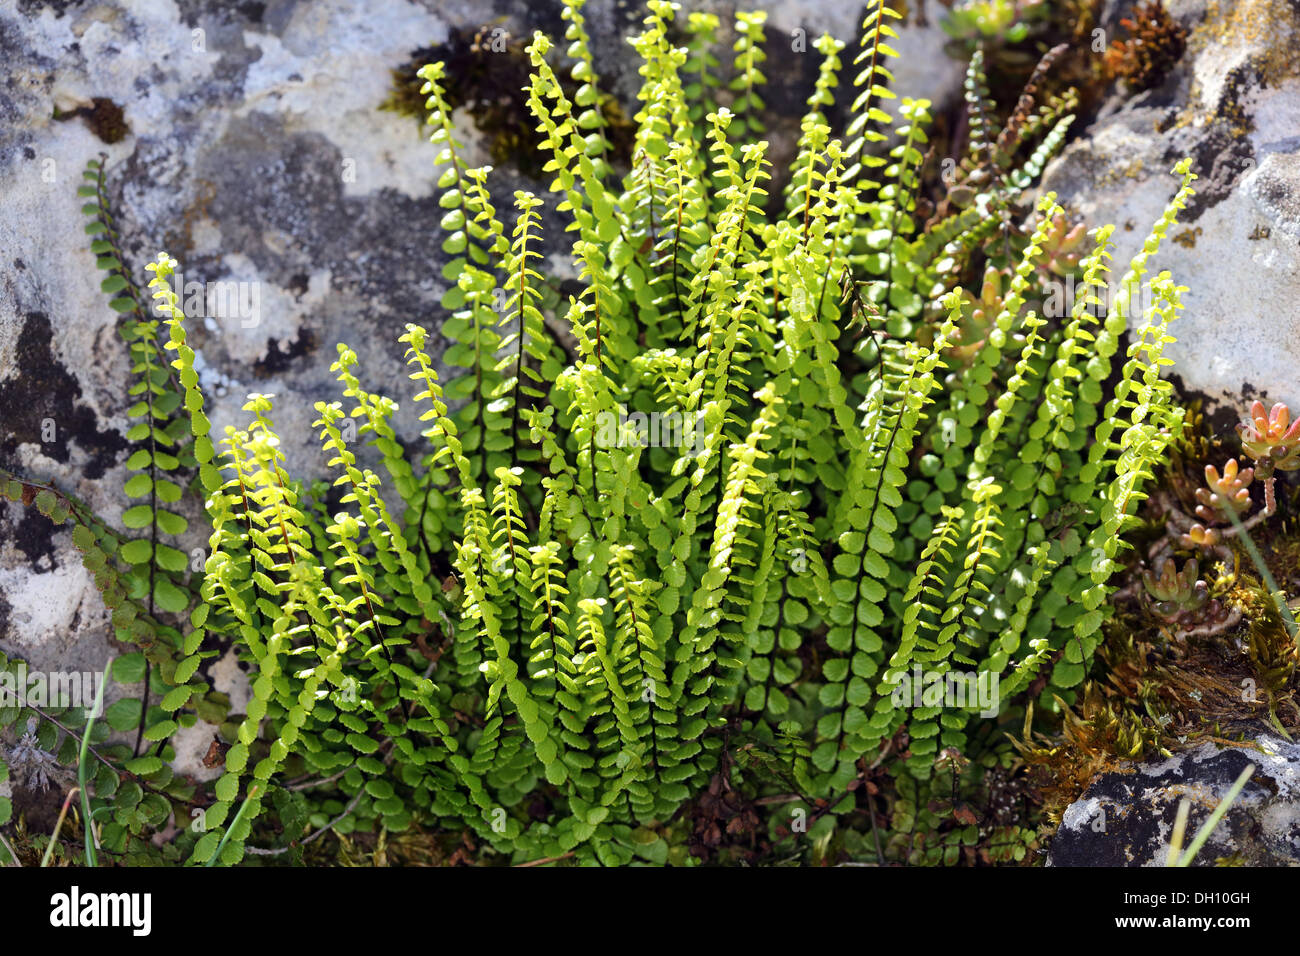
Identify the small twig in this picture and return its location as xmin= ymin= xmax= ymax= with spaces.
xmin=868 ymin=736 xmax=896 ymax=771
xmin=27 ymin=707 xmax=118 ymax=777
xmin=247 ymin=742 xmax=397 ymax=856
xmin=41 ymin=787 xmax=79 ymax=868
xmin=245 ymin=788 xmax=365 ymax=857
xmin=1222 ymin=508 xmax=1272 ymax=539
xmin=753 ymin=793 xmax=803 ymax=806
xmin=865 ymin=789 xmax=885 ymax=866
xmin=285 ymin=764 xmax=354 ymax=793
xmin=0 ymin=829 xmax=21 ymax=867
xmin=1175 ymin=607 xmax=1243 ymax=640
xmin=1109 ymin=579 xmax=1142 ymax=604
xmin=514 ymin=851 xmax=575 ymax=868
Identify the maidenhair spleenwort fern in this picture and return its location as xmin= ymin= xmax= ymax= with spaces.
xmin=2 ymin=0 xmax=1199 ymax=866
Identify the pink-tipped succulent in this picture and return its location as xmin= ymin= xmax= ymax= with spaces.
xmin=1237 ymin=401 xmax=1298 ymax=514
xmin=1141 ymin=557 xmax=1209 ymax=624
xmin=1238 ymin=401 xmax=1300 ymax=472
xmin=1194 ymin=458 xmax=1253 ymax=523
xmin=1177 ymin=417 xmax=1280 ymax=550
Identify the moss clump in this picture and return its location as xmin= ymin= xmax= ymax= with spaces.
xmin=1104 ymin=1 xmax=1188 ymax=92
xmin=53 ymin=97 xmax=130 ymax=144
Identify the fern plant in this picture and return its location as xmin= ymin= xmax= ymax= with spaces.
xmin=2 ymin=0 xmax=1200 ymax=866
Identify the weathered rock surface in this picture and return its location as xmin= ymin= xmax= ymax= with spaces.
xmin=1049 ymin=732 xmax=1300 ymax=866
xmin=1038 ymin=0 xmax=1300 ymax=431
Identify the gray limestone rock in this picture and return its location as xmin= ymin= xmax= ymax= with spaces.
xmin=1049 ymin=732 xmax=1300 ymax=866
xmin=1037 ymin=0 xmax=1300 ymax=432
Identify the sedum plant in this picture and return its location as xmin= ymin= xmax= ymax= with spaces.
xmin=1141 ymin=557 xmax=1209 ymax=625
xmin=3 ymin=0 xmax=1201 ymax=866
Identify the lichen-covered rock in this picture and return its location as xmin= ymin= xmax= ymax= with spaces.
xmin=1038 ymin=0 xmax=1300 ymax=430
xmin=0 ymin=0 xmax=960 ymax=778
xmin=1049 ymin=733 xmax=1300 ymax=866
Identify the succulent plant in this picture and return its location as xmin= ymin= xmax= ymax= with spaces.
xmin=1151 ymin=399 xmax=1290 ymax=638
xmin=949 ymin=266 xmax=1008 ymax=362
xmin=1180 ymin=522 xmax=1220 ymax=549
xmin=1194 ymin=458 xmax=1254 ymax=523
xmin=1039 ymin=210 xmax=1087 ymax=277
xmin=1238 ymin=401 xmax=1300 ymax=473
xmin=1173 ymin=404 xmax=1292 ymax=551
xmin=1141 ymin=557 xmax=1209 ymax=624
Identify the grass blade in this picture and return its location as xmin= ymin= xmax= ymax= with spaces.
xmin=206 ymin=784 xmax=261 ymax=867
xmin=40 ymin=787 xmax=79 ymax=868
xmin=77 ymin=670 xmax=108 ymax=867
xmin=1173 ymin=763 xmax=1255 ymax=867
